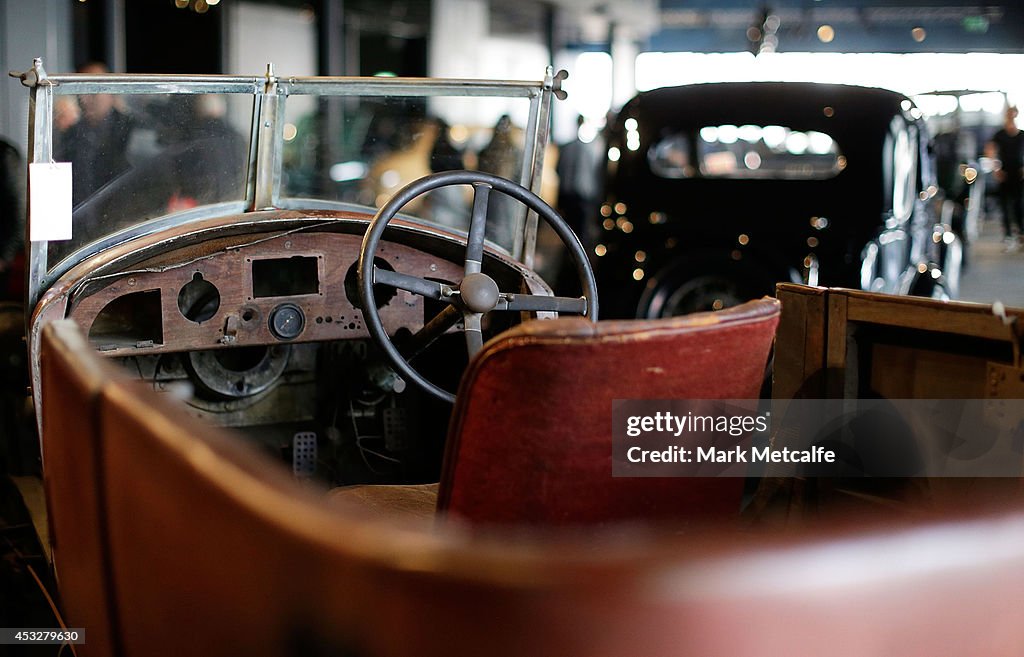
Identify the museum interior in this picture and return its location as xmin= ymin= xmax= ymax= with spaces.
xmin=1 ymin=1 xmax=1024 ymax=655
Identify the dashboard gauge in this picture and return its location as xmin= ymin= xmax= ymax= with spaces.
xmin=268 ymin=303 xmax=305 ymax=340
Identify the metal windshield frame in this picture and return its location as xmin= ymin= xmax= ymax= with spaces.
xmin=14 ymin=58 xmax=562 ymax=307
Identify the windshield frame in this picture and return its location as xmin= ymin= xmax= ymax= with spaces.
xmin=18 ymin=58 xmax=560 ymax=306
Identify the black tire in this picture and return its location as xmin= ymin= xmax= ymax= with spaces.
xmin=638 ymin=259 xmax=775 ymax=318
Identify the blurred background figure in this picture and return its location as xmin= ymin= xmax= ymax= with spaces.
xmin=987 ymin=106 xmax=1024 ymax=251
xmin=477 ymin=114 xmax=522 ymax=248
xmin=556 ymin=114 xmax=601 ymax=248
xmin=427 ymin=116 xmax=468 ymax=229
xmin=163 ymin=94 xmax=247 ymax=212
xmin=56 ymin=62 xmax=135 ymax=206
xmin=53 ymin=96 xmax=80 ymax=133
xmin=0 ymin=138 xmax=24 ymax=301
xmin=365 ymin=117 xmax=434 ymax=213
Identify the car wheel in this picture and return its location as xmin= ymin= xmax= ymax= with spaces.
xmin=643 ymin=274 xmax=748 ymax=317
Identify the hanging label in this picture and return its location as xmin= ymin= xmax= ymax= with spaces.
xmin=29 ymin=162 xmax=73 ymax=241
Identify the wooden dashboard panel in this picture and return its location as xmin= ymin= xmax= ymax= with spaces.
xmin=68 ymin=231 xmax=465 ymax=355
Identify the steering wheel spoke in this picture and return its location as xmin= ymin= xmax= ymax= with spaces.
xmin=465 ymin=183 xmax=491 ymax=275
xmin=372 ymin=266 xmax=447 ymax=300
xmin=399 ymin=304 xmax=463 ymax=362
xmin=496 ymin=293 xmax=588 ymax=315
xmin=464 ymin=312 xmax=484 ymax=358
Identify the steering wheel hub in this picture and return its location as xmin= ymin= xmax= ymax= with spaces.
xmin=460 ymin=272 xmax=500 ymax=313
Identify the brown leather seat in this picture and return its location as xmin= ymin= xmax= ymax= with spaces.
xmin=332 ymin=297 xmax=781 ymax=526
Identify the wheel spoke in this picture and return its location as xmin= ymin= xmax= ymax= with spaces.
xmin=464 ymin=312 xmax=484 ymax=358
xmin=495 ymin=294 xmax=588 ymax=314
xmin=400 ymin=304 xmax=462 ymax=361
xmin=373 ymin=266 xmax=445 ymax=299
xmin=465 ymin=183 xmax=491 ymax=275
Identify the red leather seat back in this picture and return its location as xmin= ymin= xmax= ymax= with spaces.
xmin=438 ymin=297 xmax=781 ymax=526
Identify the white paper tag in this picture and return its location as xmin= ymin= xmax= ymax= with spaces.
xmin=29 ymin=162 xmax=73 ymax=242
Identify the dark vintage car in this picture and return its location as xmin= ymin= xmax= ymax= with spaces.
xmin=5 ymin=61 xmax=1024 ymax=657
xmin=594 ymin=82 xmax=962 ymax=318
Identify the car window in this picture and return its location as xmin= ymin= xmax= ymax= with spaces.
xmin=281 ymin=94 xmax=532 ymax=252
xmin=41 ymin=78 xmax=541 ymax=279
xmin=648 ymin=133 xmax=694 ymax=178
xmin=649 ymin=125 xmax=846 ymax=180
xmin=51 ymin=93 xmax=252 ymax=266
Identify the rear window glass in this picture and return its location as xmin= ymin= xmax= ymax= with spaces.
xmin=649 ymin=125 xmax=846 ymax=180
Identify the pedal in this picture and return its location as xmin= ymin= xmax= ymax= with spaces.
xmin=292 ymin=431 xmax=317 ymax=478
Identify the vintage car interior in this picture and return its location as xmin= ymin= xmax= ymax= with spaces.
xmin=21 ymin=61 xmax=599 ymax=489
xmin=9 ymin=60 xmax=1024 ymax=656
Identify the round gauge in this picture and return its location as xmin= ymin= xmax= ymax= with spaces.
xmin=268 ymin=303 xmax=305 ymax=340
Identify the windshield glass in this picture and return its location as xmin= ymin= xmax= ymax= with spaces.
xmin=27 ymin=67 xmax=552 ymax=290
xmin=281 ymin=94 xmax=532 ymax=249
xmin=51 ymin=93 xmax=252 ymax=265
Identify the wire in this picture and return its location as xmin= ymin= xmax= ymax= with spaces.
xmin=347 ymin=397 xmax=400 ymax=474
xmin=2 ymin=536 xmax=78 ymax=657
xmin=129 ymin=355 xmax=145 ymax=379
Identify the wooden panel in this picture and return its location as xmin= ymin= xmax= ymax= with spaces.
xmin=869 ymin=344 xmax=990 ymax=399
xmin=825 ymin=290 xmax=850 ymax=398
xmin=67 ymin=232 xmax=465 ymax=356
xmin=827 ymin=287 xmax=1021 ymax=400
xmin=773 ymin=283 xmax=828 ymax=399
xmin=843 ymin=288 xmax=1020 ymax=342
xmin=39 ymin=321 xmax=122 ymax=657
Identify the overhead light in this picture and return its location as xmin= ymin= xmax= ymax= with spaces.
xmin=817 ymin=25 xmax=835 ymax=43
xmin=911 ymin=27 xmax=926 ymax=42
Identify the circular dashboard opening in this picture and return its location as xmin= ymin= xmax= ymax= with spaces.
xmin=186 ymin=345 xmax=290 ymax=399
xmin=177 ymin=272 xmax=220 ymax=323
xmin=213 ymin=345 xmax=271 ymax=372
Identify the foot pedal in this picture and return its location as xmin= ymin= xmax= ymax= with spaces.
xmin=292 ymin=431 xmax=317 ymax=478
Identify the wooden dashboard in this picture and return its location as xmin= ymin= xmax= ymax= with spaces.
xmin=66 ymin=230 xmax=466 ymax=356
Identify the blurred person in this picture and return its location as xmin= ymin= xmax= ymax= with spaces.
xmin=0 ymin=138 xmax=24 ymax=300
xmin=56 ymin=62 xmax=135 ymax=206
xmin=477 ymin=114 xmax=523 ymax=248
xmin=427 ymin=117 xmax=468 ymax=229
xmin=164 ymin=94 xmax=247 ymax=211
xmin=556 ymin=115 xmax=602 ymax=246
xmin=987 ymin=106 xmax=1024 ymax=250
xmin=365 ymin=118 xmax=434 ymax=212
xmin=54 ymin=96 xmax=80 ymax=133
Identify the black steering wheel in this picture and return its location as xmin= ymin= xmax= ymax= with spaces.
xmin=358 ymin=170 xmax=598 ymax=403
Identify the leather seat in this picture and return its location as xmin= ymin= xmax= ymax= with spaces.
xmin=331 ymin=297 xmax=781 ymax=526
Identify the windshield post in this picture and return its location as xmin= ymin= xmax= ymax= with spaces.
xmin=251 ymin=64 xmax=283 ymax=211
xmin=18 ymin=58 xmax=54 ymax=307
xmin=517 ymin=66 xmax=563 ymax=270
